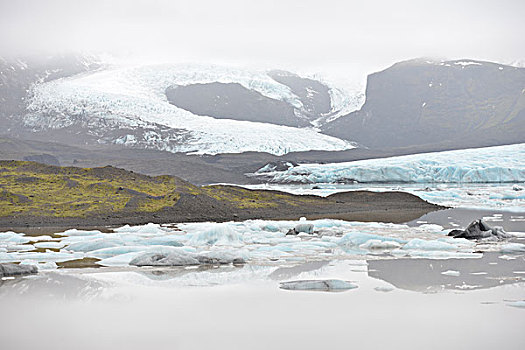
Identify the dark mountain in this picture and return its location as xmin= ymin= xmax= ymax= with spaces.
xmin=165 ymin=70 xmax=334 ymax=127
xmin=166 ymin=82 xmax=307 ymax=127
xmin=267 ymin=70 xmax=332 ymax=120
xmin=322 ymin=59 xmax=525 ymax=149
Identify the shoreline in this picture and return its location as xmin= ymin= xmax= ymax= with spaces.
xmin=0 ymin=190 xmax=444 ymax=232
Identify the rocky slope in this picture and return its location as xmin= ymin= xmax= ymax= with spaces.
xmin=323 ymin=59 xmax=525 ymax=149
xmin=0 ymin=161 xmax=441 ymax=227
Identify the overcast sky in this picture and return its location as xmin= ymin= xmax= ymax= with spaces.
xmin=1 ymin=0 xmax=524 ymax=77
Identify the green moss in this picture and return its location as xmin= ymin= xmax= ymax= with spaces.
xmin=202 ymin=185 xmax=320 ymax=209
xmin=0 ymin=161 xmax=331 ymax=219
xmin=0 ymin=161 xmax=183 ymax=217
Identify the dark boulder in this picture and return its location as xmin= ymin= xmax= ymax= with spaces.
xmin=448 ymin=219 xmax=509 ymax=240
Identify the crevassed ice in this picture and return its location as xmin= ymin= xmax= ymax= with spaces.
xmin=25 ymin=63 xmax=355 ymax=155
xmin=254 ymin=144 xmax=525 ymax=183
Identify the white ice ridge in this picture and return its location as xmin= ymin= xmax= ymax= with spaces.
xmin=1 ymin=219 xmax=509 ymax=267
xmin=25 ymin=63 xmax=355 ymax=155
xmin=254 ymin=144 xmax=525 ymax=183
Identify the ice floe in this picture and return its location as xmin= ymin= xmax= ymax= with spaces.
xmin=280 ymin=279 xmax=358 ymax=291
xmin=441 ymin=270 xmax=461 ymax=277
xmin=500 ymin=243 xmax=525 ymax=254
xmin=0 ymin=217 xmax=521 ymax=267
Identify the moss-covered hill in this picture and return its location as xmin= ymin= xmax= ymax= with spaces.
xmin=0 ymin=161 xmax=440 ymax=226
xmin=0 ymin=160 xmax=323 ymax=218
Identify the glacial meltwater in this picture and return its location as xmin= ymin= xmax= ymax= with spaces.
xmin=1 ymin=182 xmax=524 ymax=350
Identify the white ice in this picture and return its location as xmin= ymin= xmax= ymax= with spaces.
xmin=280 ymin=279 xmax=358 ymax=291
xmin=253 ymin=143 xmax=525 ymax=183
xmin=26 ymin=63 xmax=355 ymax=155
xmin=243 ymin=182 xmax=525 ymax=212
xmin=0 ymin=217 xmax=513 ymax=267
xmin=441 ymin=270 xmax=461 ymax=277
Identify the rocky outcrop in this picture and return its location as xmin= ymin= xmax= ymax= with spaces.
xmin=323 ymin=59 xmax=525 ymax=150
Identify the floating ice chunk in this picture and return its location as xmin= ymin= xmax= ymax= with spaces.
xmin=0 ymin=232 xmax=31 ymax=244
xmin=137 ymin=236 xmax=184 ymax=247
xmin=507 ymin=301 xmax=525 ymax=309
xmin=294 ymin=223 xmax=314 ymax=234
xmin=7 ymin=244 xmax=35 ymax=251
xmin=130 ymin=250 xmax=199 ymax=266
xmin=339 ymin=232 xmax=406 ymax=247
xmin=65 ymin=238 xmax=125 ymax=252
xmin=196 ymin=250 xmax=246 ymax=265
xmin=418 ymin=224 xmax=445 ymax=233
xmin=280 ymin=279 xmax=358 ymax=291
xmin=86 ymin=246 xmax=155 ymax=259
xmin=0 ymin=251 xmax=84 ymax=263
xmin=19 ymin=260 xmax=58 ymax=270
xmin=26 ymin=235 xmax=54 ymax=242
xmin=188 ymin=223 xmax=242 ymax=246
xmin=402 ymin=238 xmax=457 ymax=251
xmin=34 ymin=242 xmax=66 ymax=249
xmin=58 ymin=229 xmax=102 ymax=236
xmin=261 ymin=223 xmax=280 ymax=232
xmin=374 ymin=286 xmax=395 ymax=292
xmin=97 ymin=252 xmax=143 ymax=266
xmin=441 ymin=270 xmax=461 ymax=277
xmin=437 ymin=237 xmax=475 ymax=248
xmin=500 ymin=243 xmax=525 ymax=254
xmin=113 ymin=223 xmax=168 ymax=235
xmin=406 ymin=251 xmax=482 ymax=259
xmin=359 ymin=239 xmax=401 ymax=250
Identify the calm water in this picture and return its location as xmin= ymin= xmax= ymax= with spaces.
xmin=1 ymin=182 xmax=524 ymax=349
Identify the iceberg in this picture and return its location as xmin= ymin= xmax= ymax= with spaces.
xmin=64 ymin=238 xmax=126 ymax=252
xmin=33 ymin=242 xmax=66 ymax=249
xmin=402 ymin=238 xmax=457 ymax=251
xmin=279 ymin=279 xmax=358 ymax=291
xmin=130 ymin=250 xmax=199 ymax=266
xmin=0 ymin=232 xmax=31 ymax=244
xmin=57 ymin=229 xmax=102 ymax=236
xmin=507 ymin=301 xmax=525 ymax=308
xmin=339 ymin=232 xmax=406 ymax=247
xmin=187 ymin=223 xmax=242 ymax=246
xmin=129 ymin=247 xmax=244 ymax=266
xmin=253 ymin=143 xmax=525 ymax=183
xmin=441 ymin=270 xmax=461 ymax=277
xmin=500 ymin=243 xmax=525 ymax=254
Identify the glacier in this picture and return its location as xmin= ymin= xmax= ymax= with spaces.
xmin=253 ymin=143 xmax=525 ymax=183
xmin=25 ymin=63 xmax=355 ymax=155
xmin=243 ymin=182 xmax=525 ymax=211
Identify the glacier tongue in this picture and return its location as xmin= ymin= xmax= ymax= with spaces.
xmin=25 ymin=63 xmax=355 ymax=155
xmin=253 ymin=144 xmax=525 ymax=183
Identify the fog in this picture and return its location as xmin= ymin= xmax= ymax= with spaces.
xmin=1 ymin=0 xmax=524 ymax=79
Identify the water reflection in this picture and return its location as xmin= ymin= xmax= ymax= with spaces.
xmin=368 ymin=252 xmax=525 ymax=292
